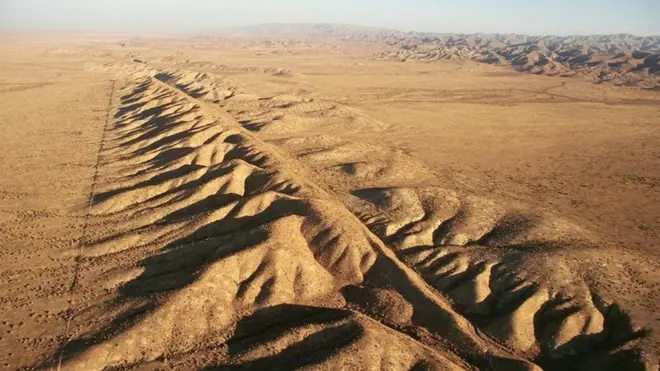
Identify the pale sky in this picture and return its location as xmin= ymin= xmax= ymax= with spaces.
xmin=1 ymin=0 xmax=658 ymax=36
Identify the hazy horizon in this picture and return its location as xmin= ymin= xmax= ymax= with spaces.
xmin=1 ymin=0 xmax=659 ymax=37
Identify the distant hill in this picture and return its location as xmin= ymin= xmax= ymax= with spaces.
xmin=201 ymin=23 xmax=411 ymax=42
xmin=201 ymin=23 xmax=660 ymax=87
xmin=377 ymin=33 xmax=660 ymax=88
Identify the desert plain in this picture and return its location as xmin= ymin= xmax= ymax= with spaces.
xmin=0 ymin=27 xmax=659 ymax=370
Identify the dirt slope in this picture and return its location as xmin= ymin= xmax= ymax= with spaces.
xmin=46 ymin=68 xmax=660 ymax=370
xmin=46 ymin=72 xmax=536 ymax=370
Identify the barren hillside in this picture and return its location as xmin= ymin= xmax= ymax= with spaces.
xmin=377 ymin=33 xmax=660 ymax=87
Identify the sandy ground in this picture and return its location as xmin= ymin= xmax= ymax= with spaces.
xmin=1 ymin=35 xmax=659 ymax=370
xmin=0 ymin=36 xmax=117 ymax=367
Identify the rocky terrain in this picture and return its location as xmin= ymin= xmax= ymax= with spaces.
xmin=377 ymin=33 xmax=660 ymax=87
